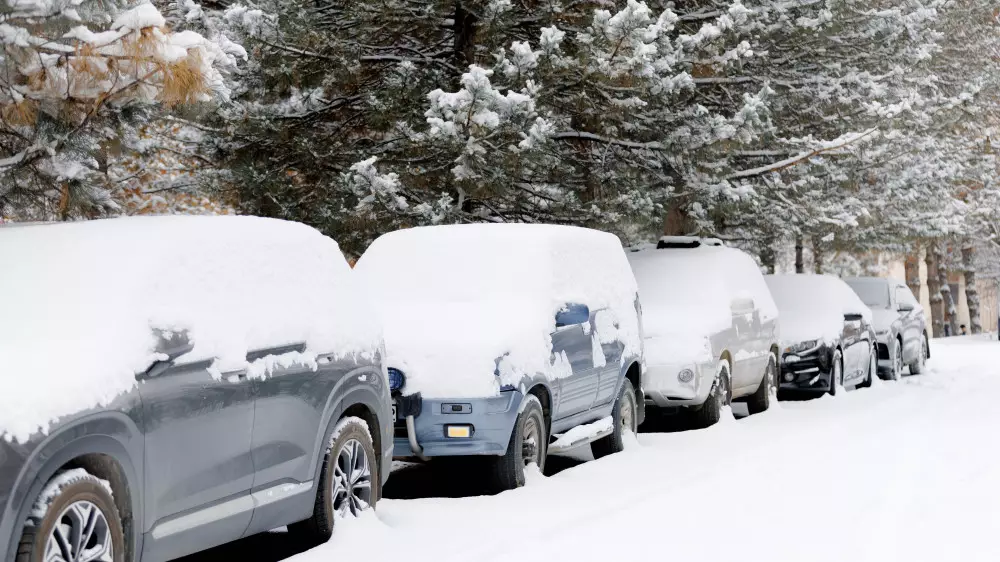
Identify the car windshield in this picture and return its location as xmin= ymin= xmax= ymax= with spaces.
xmin=848 ymin=280 xmax=890 ymax=308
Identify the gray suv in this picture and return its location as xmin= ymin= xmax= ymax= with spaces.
xmin=0 ymin=217 xmax=392 ymax=562
xmin=845 ymin=277 xmax=929 ymax=379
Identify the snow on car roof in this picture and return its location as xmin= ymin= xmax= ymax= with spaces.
xmin=0 ymin=215 xmax=380 ymax=443
xmin=627 ymin=243 xmax=777 ymax=340
xmin=355 ymin=223 xmax=640 ymax=399
xmin=765 ymin=274 xmax=871 ymax=346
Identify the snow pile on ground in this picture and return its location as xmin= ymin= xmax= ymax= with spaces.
xmin=0 ymin=216 xmax=380 ymax=443
xmin=280 ymin=336 xmax=1000 ymax=562
xmin=354 ymin=224 xmax=639 ymax=399
xmin=765 ymin=274 xmax=871 ymax=346
xmin=628 ymin=243 xmax=778 ymax=365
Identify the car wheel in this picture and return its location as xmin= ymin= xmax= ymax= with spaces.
xmin=857 ymin=349 xmax=876 ymax=389
xmin=745 ymin=354 xmax=777 ymax=415
xmin=691 ymin=362 xmax=730 ymax=428
xmin=887 ymin=339 xmax=903 ymax=381
xmin=18 ymin=469 xmax=124 ymax=562
xmin=909 ymin=334 xmax=928 ymax=375
xmin=489 ymin=394 xmax=546 ymax=492
xmin=289 ymin=416 xmax=378 ymax=546
xmin=828 ymin=350 xmax=843 ymax=396
xmin=593 ymin=379 xmax=638 ymax=458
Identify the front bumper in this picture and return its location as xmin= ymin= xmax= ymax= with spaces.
xmin=393 ymin=391 xmax=522 ymax=459
xmin=779 ymin=353 xmax=834 ymax=392
xmin=644 ymin=359 xmax=716 ymax=407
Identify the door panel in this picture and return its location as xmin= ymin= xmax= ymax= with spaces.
xmin=594 ymin=309 xmax=624 ymax=407
xmin=245 ymin=346 xmax=369 ymax=536
xmin=551 ymin=324 xmax=599 ymax=420
xmin=138 ymin=359 xmax=255 ymax=562
xmin=729 ymin=307 xmax=758 ymax=390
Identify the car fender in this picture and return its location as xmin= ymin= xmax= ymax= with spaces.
xmin=2 ymin=411 xmax=144 ymax=562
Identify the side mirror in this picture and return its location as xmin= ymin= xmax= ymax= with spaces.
xmin=556 ymin=303 xmax=590 ymax=327
xmin=153 ymin=328 xmax=193 ymax=362
xmin=897 ymin=301 xmax=914 ymax=312
xmin=844 ymin=313 xmax=864 ymax=322
xmin=730 ymin=297 xmax=755 ymax=314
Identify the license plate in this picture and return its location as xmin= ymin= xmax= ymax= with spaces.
xmin=391 ymin=400 xmax=398 ymax=421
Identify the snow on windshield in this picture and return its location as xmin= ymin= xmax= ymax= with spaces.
xmin=766 ymin=274 xmax=871 ymax=346
xmin=0 ymin=216 xmax=380 ymax=443
xmin=355 ymin=224 xmax=640 ymax=399
xmin=845 ymin=278 xmax=891 ymax=308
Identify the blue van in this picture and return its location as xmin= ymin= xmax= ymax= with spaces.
xmin=355 ymin=224 xmax=645 ymax=490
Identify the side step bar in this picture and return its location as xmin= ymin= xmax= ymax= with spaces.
xmin=547 ymin=417 xmax=615 ymax=455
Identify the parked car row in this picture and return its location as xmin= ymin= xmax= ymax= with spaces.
xmin=0 ymin=217 xmax=930 ymax=562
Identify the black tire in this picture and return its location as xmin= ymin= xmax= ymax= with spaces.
xmin=828 ymin=349 xmax=844 ymax=396
xmin=858 ymin=348 xmax=876 ymax=389
xmin=746 ymin=354 xmax=777 ymax=415
xmin=691 ymin=363 xmax=730 ymax=429
xmin=18 ymin=470 xmax=125 ymax=562
xmin=592 ymin=379 xmax=638 ymax=459
xmin=909 ymin=334 xmax=928 ymax=375
xmin=488 ymin=394 xmax=546 ymax=492
xmin=887 ymin=339 xmax=903 ymax=381
xmin=289 ymin=416 xmax=379 ymax=546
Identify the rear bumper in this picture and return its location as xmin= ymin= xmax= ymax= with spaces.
xmin=393 ymin=391 xmax=522 ymax=459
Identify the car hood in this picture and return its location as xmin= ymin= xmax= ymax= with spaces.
xmin=869 ymin=308 xmax=901 ymax=333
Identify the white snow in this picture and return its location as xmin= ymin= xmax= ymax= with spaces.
xmin=28 ymin=468 xmax=113 ymax=521
xmin=354 ymin=224 xmax=640 ymax=399
xmin=110 ymin=2 xmax=165 ymax=31
xmin=286 ymin=335 xmax=1000 ymax=562
xmin=0 ymin=216 xmax=381 ymax=443
xmin=765 ymin=274 xmax=872 ymax=346
xmin=548 ymin=416 xmax=614 ymax=451
xmin=628 ymin=243 xmax=778 ymax=365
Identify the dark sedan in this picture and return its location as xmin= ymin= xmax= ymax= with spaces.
xmin=765 ymin=274 xmax=878 ymax=396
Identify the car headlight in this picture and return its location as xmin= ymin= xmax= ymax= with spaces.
xmin=387 ymin=367 xmax=406 ymax=392
xmin=784 ymin=340 xmax=820 ymax=355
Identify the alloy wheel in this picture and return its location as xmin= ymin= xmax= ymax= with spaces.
xmin=44 ymin=500 xmax=113 ymax=562
xmin=894 ymin=344 xmax=903 ymax=378
xmin=620 ymin=388 xmax=637 ymax=438
xmin=332 ymin=438 xmax=373 ymax=517
xmin=521 ymin=414 xmax=542 ymax=466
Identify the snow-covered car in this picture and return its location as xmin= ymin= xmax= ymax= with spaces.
xmin=845 ymin=277 xmax=929 ymax=379
xmin=765 ymin=274 xmax=878 ymax=395
xmin=627 ymin=237 xmax=780 ymax=427
xmin=354 ymin=224 xmax=644 ymax=491
xmin=0 ymin=217 xmax=389 ymax=562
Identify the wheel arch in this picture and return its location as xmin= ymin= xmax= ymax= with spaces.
xmin=3 ymin=417 xmax=143 ymax=562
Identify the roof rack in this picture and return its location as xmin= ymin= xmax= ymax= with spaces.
xmin=656 ymin=236 xmax=724 ymax=249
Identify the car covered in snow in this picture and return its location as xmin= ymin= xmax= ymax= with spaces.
xmin=765 ymin=274 xmax=878 ymax=395
xmin=845 ymin=277 xmax=929 ymax=379
xmin=627 ymin=237 xmax=780 ymax=427
xmin=0 ymin=217 xmax=389 ymax=562
xmin=354 ymin=224 xmax=644 ymax=491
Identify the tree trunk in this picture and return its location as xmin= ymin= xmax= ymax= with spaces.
xmin=926 ymin=245 xmax=944 ymax=337
xmin=935 ymin=243 xmax=959 ymax=337
xmin=453 ymin=2 xmax=478 ymax=67
xmin=794 ymin=235 xmax=804 ymax=274
xmin=662 ymin=205 xmax=693 ymax=236
xmin=963 ymin=245 xmax=981 ymax=334
xmin=904 ymin=247 xmax=921 ymax=302
xmin=811 ymin=235 xmax=824 ymax=274
xmin=760 ymin=238 xmax=776 ymax=274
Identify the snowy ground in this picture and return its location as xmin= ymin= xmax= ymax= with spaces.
xmin=177 ymin=335 xmax=1000 ymax=562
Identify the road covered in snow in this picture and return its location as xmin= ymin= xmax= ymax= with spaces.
xmin=181 ymin=335 xmax=1000 ymax=562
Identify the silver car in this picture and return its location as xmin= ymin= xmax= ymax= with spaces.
xmin=628 ymin=237 xmax=780 ymax=427
xmin=845 ymin=277 xmax=930 ymax=379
